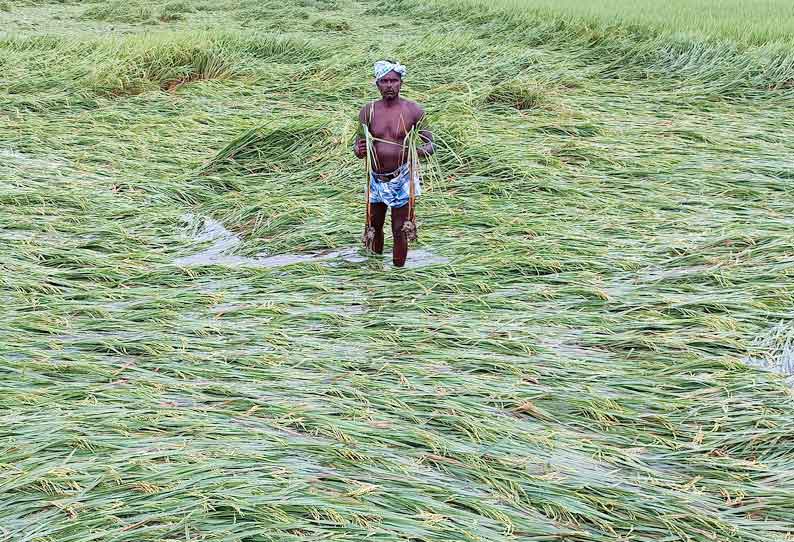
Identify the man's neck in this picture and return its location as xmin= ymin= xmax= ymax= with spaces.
xmin=381 ymin=96 xmax=401 ymax=108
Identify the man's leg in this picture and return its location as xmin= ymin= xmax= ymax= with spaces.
xmin=391 ymin=204 xmax=410 ymax=267
xmin=369 ymin=202 xmax=387 ymax=254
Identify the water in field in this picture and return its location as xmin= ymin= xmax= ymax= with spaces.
xmin=743 ymin=322 xmax=794 ymax=387
xmin=175 ymin=213 xmax=449 ymax=269
xmin=3 ymin=0 xmax=794 ymax=541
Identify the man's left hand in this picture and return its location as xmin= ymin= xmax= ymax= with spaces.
xmin=417 ymin=143 xmax=435 ymax=158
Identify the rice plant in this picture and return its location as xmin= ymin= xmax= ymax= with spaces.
xmin=1 ymin=0 xmax=794 ymax=541
xmin=484 ymin=0 xmax=794 ymax=45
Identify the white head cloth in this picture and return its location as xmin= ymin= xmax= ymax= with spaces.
xmin=374 ymin=60 xmax=406 ymax=83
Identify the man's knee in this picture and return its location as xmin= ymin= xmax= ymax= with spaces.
xmin=391 ymin=204 xmax=408 ymax=231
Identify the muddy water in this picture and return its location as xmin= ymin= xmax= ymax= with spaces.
xmin=175 ymin=214 xmax=449 ymax=269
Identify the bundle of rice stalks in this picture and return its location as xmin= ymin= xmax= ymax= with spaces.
xmin=312 ymin=17 xmax=352 ymax=32
xmin=159 ymin=1 xmax=196 ymax=22
xmin=232 ymin=33 xmax=329 ymax=62
xmin=81 ymin=0 xmax=155 ymax=24
xmin=296 ymin=0 xmax=348 ymax=10
xmin=485 ymin=80 xmax=548 ymax=110
xmin=197 ymin=119 xmax=334 ymax=175
xmin=88 ymin=33 xmax=240 ymax=95
xmin=235 ymin=0 xmax=311 ymax=27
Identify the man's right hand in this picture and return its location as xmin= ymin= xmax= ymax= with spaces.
xmin=354 ymin=138 xmax=367 ymax=159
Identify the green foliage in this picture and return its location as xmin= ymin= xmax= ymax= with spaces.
xmin=484 ymin=0 xmax=794 ymax=45
xmin=198 ymin=119 xmax=334 ymax=174
xmin=2 ymin=1 xmax=794 ymax=542
xmin=312 ymin=16 xmax=352 ymax=31
xmin=0 ymin=28 xmax=330 ymax=102
xmin=385 ymin=0 xmax=794 ymax=94
xmin=485 ymin=80 xmax=547 ymax=110
xmin=159 ymin=0 xmax=195 ymax=22
xmin=81 ymin=0 xmax=155 ymax=24
xmin=81 ymin=0 xmax=196 ymax=24
xmin=87 ymin=33 xmax=239 ymax=95
xmin=163 ymin=0 xmax=194 ymax=11
xmin=296 ymin=0 xmax=346 ymax=10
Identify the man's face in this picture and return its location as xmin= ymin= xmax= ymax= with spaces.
xmin=376 ymin=71 xmax=402 ymax=100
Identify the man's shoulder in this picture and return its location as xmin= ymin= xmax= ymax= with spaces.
xmin=400 ymin=99 xmax=425 ymax=121
xmin=358 ymin=100 xmax=376 ymax=122
xmin=400 ymin=98 xmax=423 ymax=111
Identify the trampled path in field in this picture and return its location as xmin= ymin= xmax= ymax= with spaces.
xmin=2 ymin=1 xmax=794 ymax=541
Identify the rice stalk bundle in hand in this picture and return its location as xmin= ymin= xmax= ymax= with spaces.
xmin=361 ymin=123 xmax=376 ymax=250
xmin=401 ymin=127 xmax=421 ymax=242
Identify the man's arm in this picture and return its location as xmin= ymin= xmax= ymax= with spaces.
xmin=414 ymin=105 xmax=435 ymax=158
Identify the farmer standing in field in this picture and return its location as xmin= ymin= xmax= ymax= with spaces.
xmin=353 ymin=60 xmax=435 ymax=267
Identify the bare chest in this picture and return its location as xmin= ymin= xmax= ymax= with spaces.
xmin=369 ymin=107 xmax=415 ymax=142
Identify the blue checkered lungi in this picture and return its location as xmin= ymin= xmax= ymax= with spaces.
xmin=369 ymin=163 xmax=421 ymax=209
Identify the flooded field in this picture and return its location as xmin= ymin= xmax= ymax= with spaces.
xmin=175 ymin=213 xmax=449 ymax=268
xmin=2 ymin=0 xmax=794 ymax=541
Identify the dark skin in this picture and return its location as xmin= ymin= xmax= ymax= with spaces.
xmin=353 ymin=70 xmax=435 ymax=267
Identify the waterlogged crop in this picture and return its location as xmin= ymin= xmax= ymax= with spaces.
xmin=1 ymin=1 xmax=793 ymax=541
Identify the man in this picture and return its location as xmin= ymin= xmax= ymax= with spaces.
xmin=353 ymin=60 xmax=435 ymax=267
